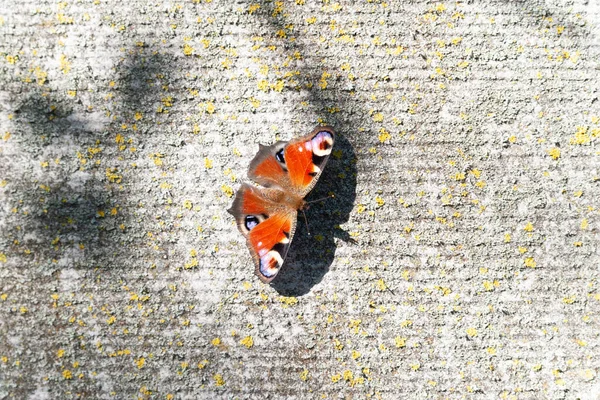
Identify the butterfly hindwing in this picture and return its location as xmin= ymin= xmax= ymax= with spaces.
xmin=227 ymin=184 xmax=297 ymax=283
xmin=248 ymin=126 xmax=335 ymax=197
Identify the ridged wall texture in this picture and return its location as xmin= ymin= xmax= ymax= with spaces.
xmin=1 ymin=0 xmax=599 ymax=399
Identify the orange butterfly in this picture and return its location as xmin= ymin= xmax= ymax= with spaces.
xmin=228 ymin=126 xmax=335 ymax=283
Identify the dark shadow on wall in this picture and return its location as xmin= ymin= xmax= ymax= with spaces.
xmin=117 ymin=50 xmax=173 ymax=118
xmin=271 ymin=133 xmax=357 ymax=296
xmin=5 ymin=45 xmax=177 ymax=272
xmin=6 ymin=90 xmax=114 ymax=270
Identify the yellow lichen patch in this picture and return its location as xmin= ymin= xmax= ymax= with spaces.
xmin=0 ymin=253 xmax=6 ymax=263
xmin=319 ymin=71 xmax=330 ymax=90
xmin=149 ymin=153 xmax=164 ymax=166
xmin=59 ymin=54 xmax=71 ymax=74
xmin=248 ymin=97 xmax=260 ymax=109
xmin=395 ymin=337 xmax=407 ymax=348
xmin=183 ymin=43 xmax=194 ymax=56
xmin=105 ymin=168 xmax=123 ymax=183
xmin=547 ymin=147 xmax=561 ymax=160
xmin=221 ymin=185 xmax=234 ymax=198
xmin=452 ymin=172 xmax=466 ymax=181
xmin=213 ymin=374 xmax=225 ymax=386
xmin=299 ymin=368 xmax=309 ymax=381
xmin=570 ymin=126 xmax=591 ymax=145
xmin=372 ymin=112 xmax=384 ymax=123
xmin=62 ymin=369 xmax=73 ymax=379
xmin=34 ymin=66 xmax=47 ymax=85
xmin=466 ymin=327 xmax=478 ymax=338
xmin=279 ymin=296 xmax=298 ymax=306
xmin=211 ymin=337 xmax=221 ymax=346
xmin=205 ymin=102 xmax=215 ymax=114
xmin=221 ymin=57 xmax=232 ymax=69
xmin=239 ymin=336 xmax=253 ymax=348
xmin=333 ymin=339 xmax=343 ymax=350
xmin=524 ymin=257 xmax=537 ymax=268
xmin=523 ymin=222 xmax=534 ymax=232
xmin=378 ymin=128 xmax=391 ymax=143
xmin=135 ymin=357 xmax=145 ymax=369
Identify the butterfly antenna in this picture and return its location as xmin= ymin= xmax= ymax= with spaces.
xmin=306 ymin=193 xmax=335 ymax=205
xmin=301 ymin=209 xmax=311 ymax=236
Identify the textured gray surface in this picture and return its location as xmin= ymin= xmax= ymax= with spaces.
xmin=1 ymin=0 xmax=600 ymax=399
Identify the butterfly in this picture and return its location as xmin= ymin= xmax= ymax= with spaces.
xmin=227 ymin=126 xmax=335 ymax=283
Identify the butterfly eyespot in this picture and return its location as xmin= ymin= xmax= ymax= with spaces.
xmin=244 ymin=215 xmax=260 ymax=231
xmin=275 ymin=148 xmax=285 ymax=164
xmin=311 ymin=131 xmax=334 ymax=156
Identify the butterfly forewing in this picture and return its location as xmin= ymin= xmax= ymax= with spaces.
xmin=284 ymin=127 xmax=335 ymax=197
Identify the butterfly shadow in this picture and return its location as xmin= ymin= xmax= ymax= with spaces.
xmin=270 ymin=133 xmax=357 ymax=297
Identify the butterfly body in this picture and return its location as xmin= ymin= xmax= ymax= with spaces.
xmin=228 ymin=127 xmax=335 ymax=283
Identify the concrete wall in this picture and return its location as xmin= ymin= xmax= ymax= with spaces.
xmin=1 ymin=0 xmax=599 ymax=398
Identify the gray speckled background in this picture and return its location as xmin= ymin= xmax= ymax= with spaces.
xmin=1 ymin=0 xmax=599 ymax=399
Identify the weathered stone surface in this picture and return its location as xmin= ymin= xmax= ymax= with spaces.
xmin=1 ymin=1 xmax=599 ymax=399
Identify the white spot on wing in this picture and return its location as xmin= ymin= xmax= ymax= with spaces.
xmin=267 ymin=250 xmax=284 ymax=266
xmin=311 ymin=131 xmax=333 ymax=157
xmin=259 ymin=250 xmax=284 ymax=277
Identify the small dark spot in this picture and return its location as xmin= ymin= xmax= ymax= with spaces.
xmin=320 ymin=140 xmax=332 ymax=150
xmin=308 ymin=171 xmax=318 ymax=177
xmin=244 ymin=215 xmax=259 ymax=231
xmin=283 ymin=230 xmax=290 ymax=239
xmin=275 ymin=148 xmax=285 ymax=164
